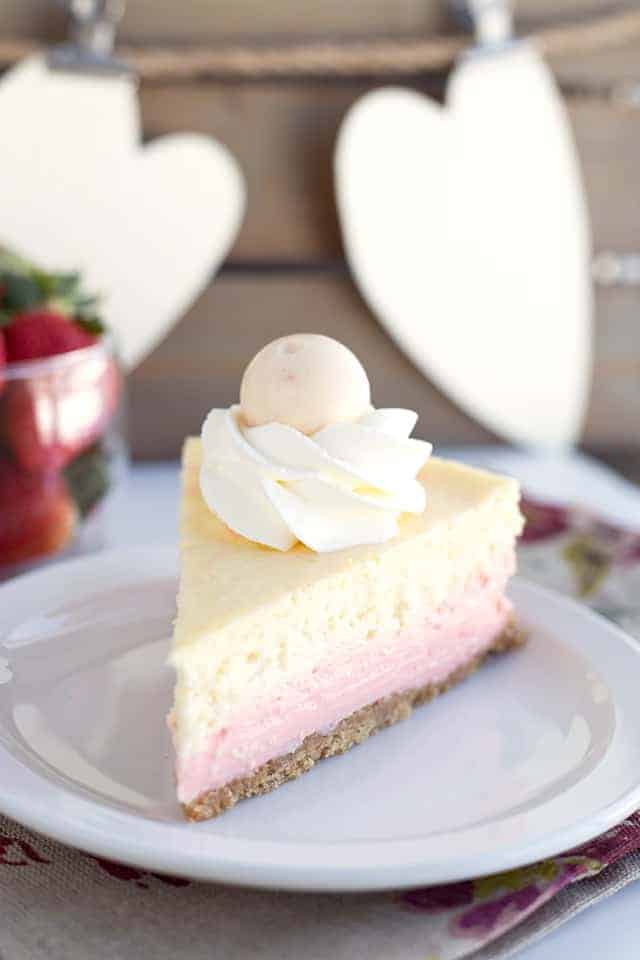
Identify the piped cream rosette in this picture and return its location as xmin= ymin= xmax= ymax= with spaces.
xmin=200 ymin=405 xmax=432 ymax=552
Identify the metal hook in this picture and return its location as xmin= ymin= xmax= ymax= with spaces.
xmin=48 ymin=0 xmax=132 ymax=76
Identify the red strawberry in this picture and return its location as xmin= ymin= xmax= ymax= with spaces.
xmin=0 ymin=460 xmax=77 ymax=568
xmin=1 ymin=354 xmax=121 ymax=472
xmin=4 ymin=309 xmax=98 ymax=364
xmin=0 ymin=332 xmax=6 ymax=394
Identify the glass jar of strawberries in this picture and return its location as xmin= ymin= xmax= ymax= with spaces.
xmin=0 ymin=249 xmax=126 ymax=576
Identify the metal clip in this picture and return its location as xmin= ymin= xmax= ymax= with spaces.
xmin=448 ymin=0 xmax=514 ymax=51
xmin=48 ymin=0 xmax=131 ymax=76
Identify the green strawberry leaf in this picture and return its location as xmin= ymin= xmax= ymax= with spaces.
xmin=0 ymin=247 xmax=33 ymax=276
xmin=74 ymin=294 xmax=100 ymax=309
xmin=31 ymin=269 xmax=56 ymax=300
xmin=53 ymin=272 xmax=81 ymax=298
xmin=0 ymin=272 xmax=41 ymax=311
xmin=0 ymin=247 xmax=107 ymax=336
xmin=64 ymin=444 xmax=111 ymax=518
xmin=75 ymin=313 xmax=105 ymax=335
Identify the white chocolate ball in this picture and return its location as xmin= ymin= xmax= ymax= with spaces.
xmin=240 ymin=334 xmax=371 ymax=435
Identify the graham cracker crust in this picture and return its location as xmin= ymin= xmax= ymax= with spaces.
xmin=184 ymin=619 xmax=525 ymax=821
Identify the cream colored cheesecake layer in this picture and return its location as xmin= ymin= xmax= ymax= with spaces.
xmin=171 ymin=439 xmax=523 ymax=757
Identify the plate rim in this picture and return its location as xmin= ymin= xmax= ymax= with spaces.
xmin=0 ymin=546 xmax=639 ymax=892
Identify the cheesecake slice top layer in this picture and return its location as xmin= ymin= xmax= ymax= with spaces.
xmin=175 ymin=437 xmax=521 ymax=649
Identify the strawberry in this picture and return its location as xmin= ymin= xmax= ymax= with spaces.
xmin=0 ymin=250 xmax=117 ymax=469
xmin=0 ymin=460 xmax=77 ymax=568
xmin=1 ymin=354 xmax=121 ymax=472
xmin=0 ymin=248 xmax=104 ymax=363
xmin=0 ymin=331 xmax=5 ymax=394
xmin=4 ymin=309 xmax=98 ymax=363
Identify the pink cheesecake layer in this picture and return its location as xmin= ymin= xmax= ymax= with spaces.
xmin=177 ymin=559 xmax=515 ymax=804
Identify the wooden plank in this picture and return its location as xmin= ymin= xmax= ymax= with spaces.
xmin=139 ymin=80 xmax=640 ymax=261
xmin=119 ymin=0 xmax=449 ymax=42
xmin=0 ymin=2 xmax=65 ymax=40
xmin=549 ymin=39 xmax=640 ymax=89
xmin=119 ymin=0 xmax=626 ymax=43
xmin=129 ymin=272 xmax=640 ymax=458
xmin=587 ymin=283 xmax=640 ymax=449
xmin=2 ymin=0 xmax=621 ymax=44
xmin=518 ymin=0 xmax=623 ymax=18
xmin=594 ymin=450 xmax=640 ymax=486
xmin=0 ymin=0 xmax=447 ymax=42
xmin=570 ymin=99 xmax=640 ymax=251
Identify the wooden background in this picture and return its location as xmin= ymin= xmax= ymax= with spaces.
xmin=2 ymin=1 xmax=639 ymax=462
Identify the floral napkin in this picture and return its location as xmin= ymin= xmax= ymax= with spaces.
xmin=518 ymin=496 xmax=640 ymax=641
xmin=1 ymin=494 xmax=639 ymax=960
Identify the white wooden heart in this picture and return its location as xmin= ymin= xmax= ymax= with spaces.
xmin=335 ymin=45 xmax=592 ymax=449
xmin=0 ymin=56 xmax=245 ymax=370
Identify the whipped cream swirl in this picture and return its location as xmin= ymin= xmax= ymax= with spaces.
xmin=199 ymin=406 xmax=432 ymax=553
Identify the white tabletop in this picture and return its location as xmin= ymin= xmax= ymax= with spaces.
xmin=102 ymin=448 xmax=640 ymax=960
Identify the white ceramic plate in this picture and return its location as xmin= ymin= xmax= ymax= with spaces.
xmin=0 ymin=546 xmax=639 ymax=892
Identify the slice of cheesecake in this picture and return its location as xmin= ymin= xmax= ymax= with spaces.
xmin=170 ymin=437 xmax=524 ymax=821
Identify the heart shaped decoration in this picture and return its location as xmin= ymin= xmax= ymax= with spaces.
xmin=336 ymin=45 xmax=592 ymax=449
xmin=0 ymin=56 xmax=245 ymax=370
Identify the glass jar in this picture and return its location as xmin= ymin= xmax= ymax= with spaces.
xmin=0 ymin=335 xmax=127 ymax=578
